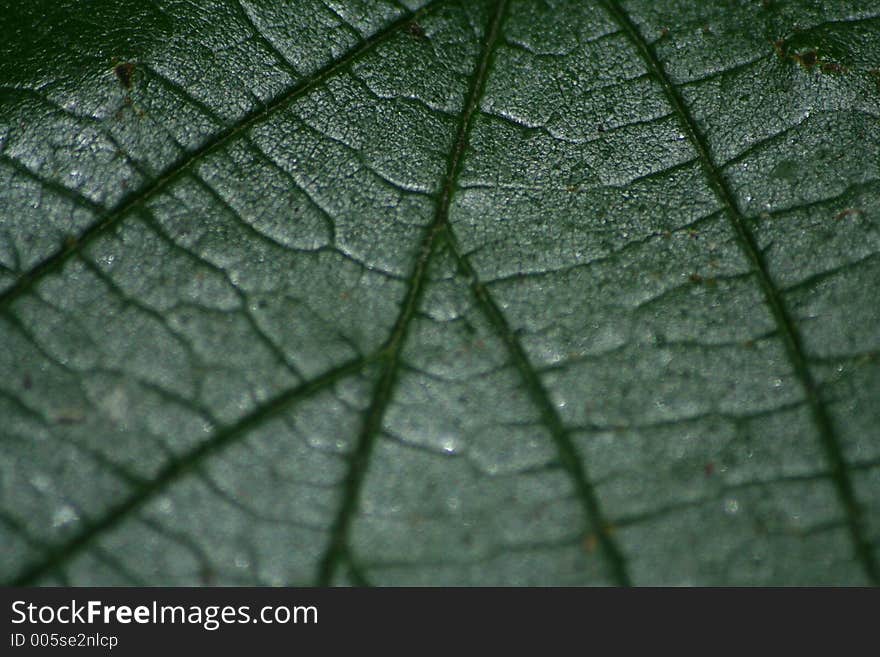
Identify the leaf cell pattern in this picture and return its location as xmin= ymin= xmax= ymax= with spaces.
xmin=1 ymin=0 xmax=879 ymax=585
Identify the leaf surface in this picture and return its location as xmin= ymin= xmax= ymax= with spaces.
xmin=1 ymin=0 xmax=879 ymax=585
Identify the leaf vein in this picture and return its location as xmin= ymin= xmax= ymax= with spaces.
xmin=0 ymin=0 xmax=450 ymax=314
xmin=315 ymin=0 xmax=512 ymax=586
xmin=600 ymin=0 xmax=879 ymax=585
xmin=444 ymin=235 xmax=633 ymax=586
xmin=5 ymin=355 xmax=372 ymax=585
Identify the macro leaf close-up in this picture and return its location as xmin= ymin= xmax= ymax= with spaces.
xmin=1 ymin=0 xmax=879 ymax=586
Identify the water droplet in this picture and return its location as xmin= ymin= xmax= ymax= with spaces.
xmin=52 ymin=504 xmax=79 ymax=527
xmin=440 ymin=435 xmax=460 ymax=454
xmin=30 ymin=473 xmax=51 ymax=492
xmin=724 ymin=498 xmax=740 ymax=515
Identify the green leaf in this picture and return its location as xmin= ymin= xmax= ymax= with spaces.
xmin=1 ymin=0 xmax=878 ymax=586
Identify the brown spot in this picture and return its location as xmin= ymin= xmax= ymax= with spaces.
xmin=661 ymin=230 xmax=672 ymax=239
xmin=834 ymin=208 xmax=863 ymax=221
xmin=820 ymin=61 xmax=847 ymax=74
xmin=743 ymin=339 xmax=756 ymax=349
xmin=704 ymin=462 xmax=715 ymax=477
xmin=63 ymin=235 xmax=77 ymax=250
xmin=339 ymin=290 xmax=350 ymax=301
xmin=114 ymin=62 xmax=135 ymax=89
xmin=689 ymin=273 xmax=704 ymax=284
xmin=22 ymin=374 xmax=32 ymax=390
xmin=583 ymin=534 xmax=598 ymax=554
xmin=583 ymin=524 xmax=616 ymax=553
xmin=701 ymin=24 xmax=713 ymax=35
xmin=772 ymin=38 xmax=787 ymax=60
xmin=407 ymin=22 xmax=426 ymax=39
xmin=566 ymin=184 xmax=580 ymax=193
xmin=659 ymin=27 xmax=670 ymax=39
xmin=793 ymin=50 xmax=818 ymax=69
xmin=688 ymin=229 xmax=700 ymax=239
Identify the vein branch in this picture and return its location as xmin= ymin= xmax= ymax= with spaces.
xmin=599 ymin=0 xmax=879 ymax=584
xmin=0 ymin=0 xmax=449 ymax=315
xmin=445 ymin=237 xmax=633 ymax=586
xmin=7 ymin=355 xmax=372 ymax=586
xmin=315 ymin=0 xmax=512 ymax=586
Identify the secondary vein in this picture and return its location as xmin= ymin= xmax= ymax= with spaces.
xmin=7 ymin=355 xmax=372 ymax=586
xmin=0 ymin=0 xmax=450 ymax=315
xmin=445 ymin=237 xmax=634 ymax=586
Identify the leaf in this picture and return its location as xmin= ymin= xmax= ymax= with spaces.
xmin=1 ymin=0 xmax=878 ymax=586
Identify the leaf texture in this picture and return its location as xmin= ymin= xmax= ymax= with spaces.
xmin=1 ymin=0 xmax=879 ymax=585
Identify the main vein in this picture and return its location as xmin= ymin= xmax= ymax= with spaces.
xmin=599 ymin=0 xmax=879 ymax=584
xmin=0 ymin=0 xmax=449 ymax=315
xmin=315 ymin=0 xmax=511 ymax=585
